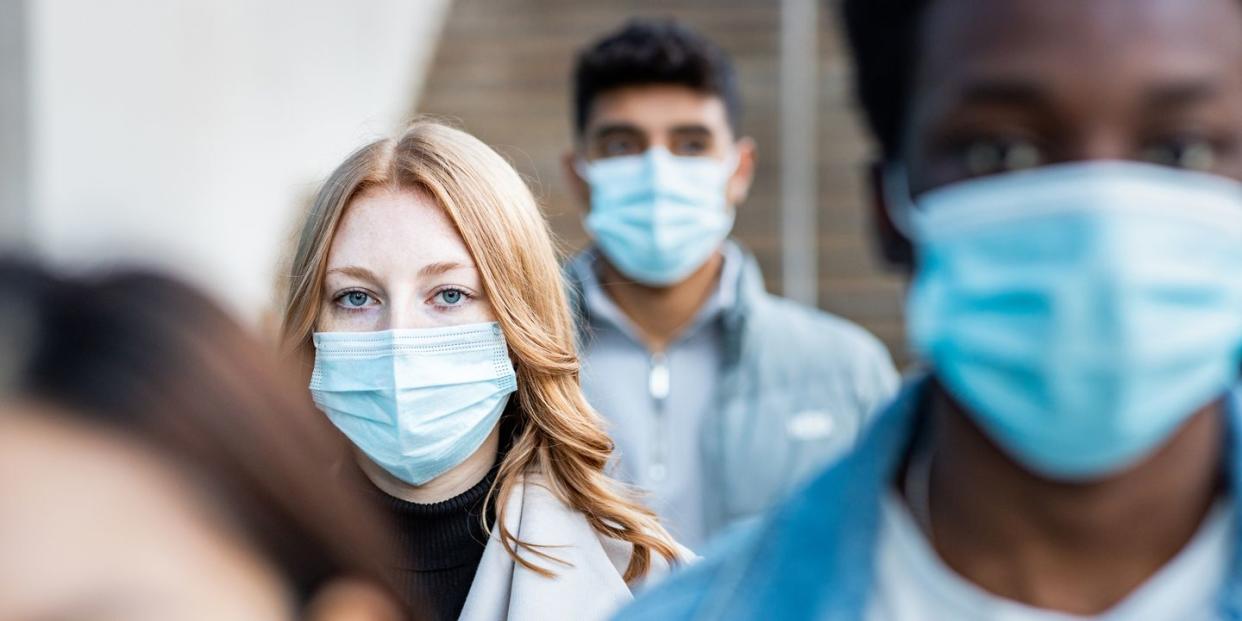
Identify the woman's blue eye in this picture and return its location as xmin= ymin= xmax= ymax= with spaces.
xmin=342 ymin=291 xmax=370 ymax=307
xmin=436 ymin=289 xmax=466 ymax=306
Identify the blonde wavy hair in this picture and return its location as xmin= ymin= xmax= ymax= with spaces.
xmin=280 ymin=119 xmax=679 ymax=580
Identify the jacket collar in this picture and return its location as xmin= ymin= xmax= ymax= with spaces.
xmin=565 ymin=240 xmax=767 ymax=359
xmin=459 ymin=473 xmax=685 ymax=621
xmin=705 ymin=378 xmax=1242 ymax=619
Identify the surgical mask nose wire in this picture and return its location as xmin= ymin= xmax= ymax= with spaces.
xmin=575 ymin=146 xmax=743 ymax=180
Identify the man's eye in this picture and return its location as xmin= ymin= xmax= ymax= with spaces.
xmin=961 ymin=139 xmax=1044 ymax=176
xmin=601 ymin=138 xmax=641 ymax=157
xmin=672 ymin=138 xmax=710 ymax=156
xmin=1141 ymin=139 xmax=1217 ymax=171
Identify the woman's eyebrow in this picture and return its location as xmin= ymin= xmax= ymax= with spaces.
xmin=418 ymin=261 xmax=477 ymax=278
xmin=324 ymin=265 xmax=381 ymax=285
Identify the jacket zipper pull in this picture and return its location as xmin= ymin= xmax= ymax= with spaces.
xmin=649 ymin=351 xmax=670 ymax=484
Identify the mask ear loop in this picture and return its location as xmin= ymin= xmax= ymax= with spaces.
xmin=573 ymin=154 xmax=592 ymax=181
xmin=573 ymin=156 xmax=599 ymax=245
xmin=882 ymin=163 xmax=923 ymax=241
xmin=722 ymin=148 xmax=743 ymax=178
xmin=882 ymin=164 xmax=930 ymax=369
xmin=716 ymin=148 xmax=746 ymax=224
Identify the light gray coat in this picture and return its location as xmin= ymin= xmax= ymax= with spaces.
xmin=459 ymin=473 xmax=691 ymax=621
xmin=566 ymin=245 xmax=900 ymax=539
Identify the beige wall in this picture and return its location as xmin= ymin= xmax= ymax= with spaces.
xmin=4 ymin=0 xmax=907 ymax=356
xmin=0 ymin=0 xmax=30 ymax=247
xmin=416 ymin=0 xmax=907 ymax=361
xmin=10 ymin=0 xmax=451 ymax=322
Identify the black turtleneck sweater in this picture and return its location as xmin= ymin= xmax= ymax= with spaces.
xmin=377 ymin=468 xmax=497 ymax=621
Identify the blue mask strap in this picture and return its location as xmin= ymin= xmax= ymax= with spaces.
xmin=881 ymin=162 xmax=920 ymax=241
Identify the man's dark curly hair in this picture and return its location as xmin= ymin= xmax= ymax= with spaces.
xmin=572 ymin=18 xmax=743 ymax=137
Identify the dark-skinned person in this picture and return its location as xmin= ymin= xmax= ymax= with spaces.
xmin=562 ymin=18 xmax=899 ymax=551
xmin=617 ymin=0 xmax=1242 ymax=619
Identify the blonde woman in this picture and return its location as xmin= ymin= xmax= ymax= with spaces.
xmin=281 ymin=120 xmax=688 ymax=621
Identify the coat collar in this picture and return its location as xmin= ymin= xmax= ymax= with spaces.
xmin=459 ymin=473 xmax=684 ymax=621
xmin=564 ymin=240 xmax=766 ymax=362
xmin=702 ymin=378 xmax=1242 ymax=620
xmin=566 ymin=242 xmax=763 ymax=329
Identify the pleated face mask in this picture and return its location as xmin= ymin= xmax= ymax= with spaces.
xmin=903 ymin=161 xmax=1242 ymax=480
xmin=579 ymin=147 xmax=737 ymax=286
xmin=309 ymin=322 xmax=517 ymax=486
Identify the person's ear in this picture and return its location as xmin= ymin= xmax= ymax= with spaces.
xmin=866 ymin=161 xmax=914 ymax=272
xmin=726 ymin=137 xmax=757 ymax=206
xmin=304 ymin=578 xmax=405 ymax=621
xmin=561 ymin=149 xmax=591 ymax=214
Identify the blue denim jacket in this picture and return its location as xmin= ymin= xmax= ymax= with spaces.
xmin=616 ymin=378 xmax=1242 ymax=620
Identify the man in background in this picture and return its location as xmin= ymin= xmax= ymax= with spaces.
xmin=563 ymin=18 xmax=898 ymax=550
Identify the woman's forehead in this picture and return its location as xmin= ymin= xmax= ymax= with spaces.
xmin=328 ymin=187 xmax=475 ymax=276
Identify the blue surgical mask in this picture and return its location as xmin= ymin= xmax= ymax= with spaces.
xmin=903 ymin=161 xmax=1242 ymax=480
xmin=309 ymin=322 xmax=517 ymax=486
xmin=578 ymin=147 xmax=736 ymax=286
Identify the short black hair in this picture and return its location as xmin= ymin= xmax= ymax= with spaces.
xmin=840 ymin=0 xmax=932 ymax=161
xmin=572 ymin=18 xmax=743 ymax=137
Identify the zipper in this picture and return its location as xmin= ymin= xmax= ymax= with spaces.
xmin=648 ymin=350 xmax=670 ymax=484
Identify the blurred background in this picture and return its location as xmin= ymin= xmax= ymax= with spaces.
xmin=0 ymin=0 xmax=905 ymax=361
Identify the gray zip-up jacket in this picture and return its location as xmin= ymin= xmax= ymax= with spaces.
xmin=566 ymin=244 xmax=900 ymax=540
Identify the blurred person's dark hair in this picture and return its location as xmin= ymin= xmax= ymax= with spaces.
xmin=572 ymin=17 xmax=742 ymax=136
xmin=0 ymin=257 xmax=412 ymax=618
xmin=839 ymin=0 xmax=931 ymax=161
